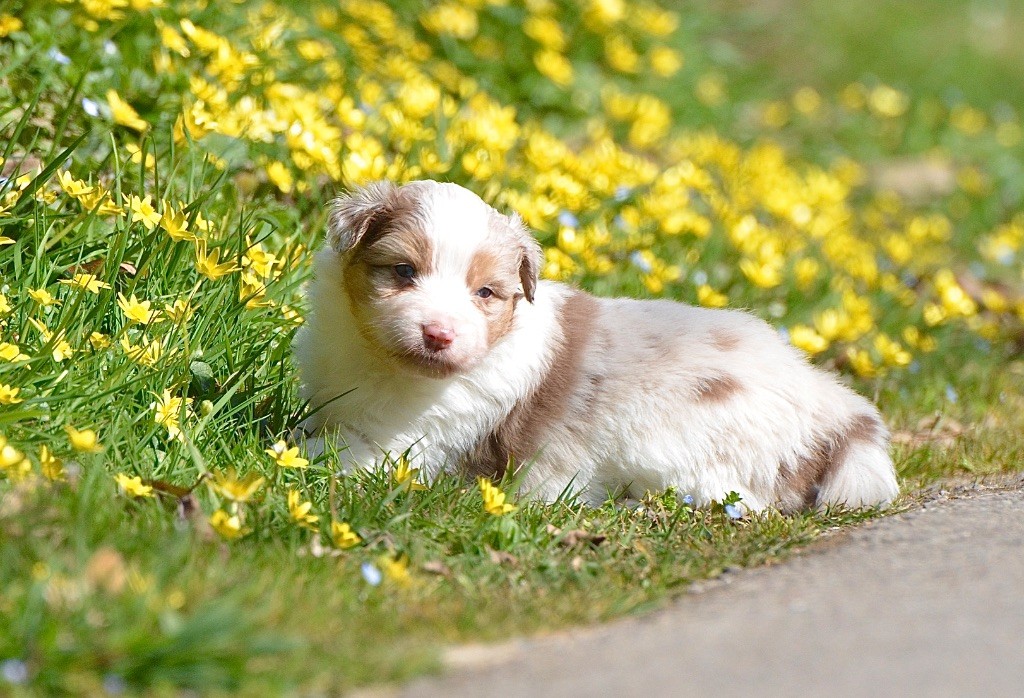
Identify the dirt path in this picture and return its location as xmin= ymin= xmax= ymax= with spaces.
xmin=402 ymin=481 xmax=1024 ymax=697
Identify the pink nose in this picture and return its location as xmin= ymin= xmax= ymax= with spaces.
xmin=422 ymin=323 xmax=455 ymax=352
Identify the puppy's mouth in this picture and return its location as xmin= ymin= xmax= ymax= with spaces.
xmin=392 ymin=346 xmax=469 ymax=379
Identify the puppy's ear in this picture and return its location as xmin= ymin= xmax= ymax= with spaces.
xmin=507 ymin=212 xmax=542 ymax=303
xmin=327 ymin=181 xmax=399 ymax=253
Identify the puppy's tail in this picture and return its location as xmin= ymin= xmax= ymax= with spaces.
xmin=816 ymin=414 xmax=899 ymax=508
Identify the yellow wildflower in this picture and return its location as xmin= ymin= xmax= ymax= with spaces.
xmin=28 ymin=288 xmax=61 ymax=307
xmin=60 ymin=273 xmax=111 ymax=294
xmin=115 ymin=473 xmax=155 ymax=498
xmin=266 ymin=440 xmax=308 ymax=469
xmin=0 ymin=384 xmax=23 ymax=404
xmin=210 ymin=509 xmax=248 ymax=540
xmin=0 ymin=342 xmax=29 ymax=362
xmin=125 ymin=143 xmax=155 ymax=168
xmin=117 ymin=293 xmax=160 ymax=324
xmin=0 ymin=437 xmax=31 ymax=481
xmin=330 ymin=520 xmax=361 ymax=549
xmin=209 ymin=469 xmax=266 ymax=504
xmin=697 ymin=285 xmax=728 ymax=308
xmin=29 ymin=319 xmax=73 ymax=362
xmin=89 ymin=332 xmax=112 ymax=350
xmin=119 ymin=335 xmax=162 ymax=367
xmin=379 ymin=554 xmax=412 ymax=587
xmin=161 ymin=299 xmax=193 ymax=323
xmin=65 ymin=425 xmax=103 ymax=453
xmin=160 ymin=204 xmax=196 ymax=242
xmin=393 ymin=455 xmax=427 ymax=491
xmin=106 ymin=89 xmax=149 ymax=132
xmin=39 ymin=445 xmax=65 ymax=481
xmin=127 ymin=194 xmax=161 ymax=230
xmin=150 ymin=389 xmax=192 ymax=440
xmin=0 ymin=14 xmax=24 ymax=37
xmin=789 ymin=325 xmax=829 ymax=355
xmin=195 ymin=240 xmax=240 ymax=280
xmin=478 ymin=477 xmax=517 ymax=516
xmin=57 ymin=170 xmax=95 ymax=199
xmin=77 ymin=186 xmax=123 ymax=216
xmin=287 ymin=490 xmax=319 ymax=529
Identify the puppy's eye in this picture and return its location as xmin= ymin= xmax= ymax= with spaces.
xmin=475 ymin=287 xmax=493 ymax=299
xmin=394 ymin=264 xmax=416 ymax=279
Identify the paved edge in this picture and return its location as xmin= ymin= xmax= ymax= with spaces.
xmin=388 ymin=476 xmax=1024 ymax=698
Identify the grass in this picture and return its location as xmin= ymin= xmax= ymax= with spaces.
xmin=1 ymin=0 xmax=1023 ymax=693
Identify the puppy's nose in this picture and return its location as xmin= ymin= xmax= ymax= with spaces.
xmin=422 ymin=323 xmax=455 ymax=352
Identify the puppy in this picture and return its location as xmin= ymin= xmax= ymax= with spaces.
xmin=294 ymin=180 xmax=899 ymax=511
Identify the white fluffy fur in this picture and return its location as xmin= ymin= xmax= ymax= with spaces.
xmin=295 ymin=181 xmax=899 ymax=511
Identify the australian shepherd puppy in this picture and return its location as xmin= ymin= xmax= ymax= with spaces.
xmin=294 ymin=180 xmax=899 ymax=511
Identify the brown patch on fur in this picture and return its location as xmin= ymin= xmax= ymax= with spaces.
xmin=468 ymin=244 xmax=522 ymax=346
xmin=693 ymin=374 xmax=742 ymax=402
xmin=710 ymin=328 xmax=740 ymax=352
xmin=780 ymin=413 xmax=884 ymax=509
xmin=465 ymin=291 xmax=599 ymax=478
xmin=341 ymin=190 xmax=431 ymax=311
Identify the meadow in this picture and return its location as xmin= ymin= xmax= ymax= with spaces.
xmin=1 ymin=0 xmax=1023 ymax=692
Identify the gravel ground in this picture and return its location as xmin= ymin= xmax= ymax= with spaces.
xmin=400 ymin=480 xmax=1024 ymax=697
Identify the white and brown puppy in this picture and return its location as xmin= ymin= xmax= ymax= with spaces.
xmin=295 ymin=180 xmax=899 ymax=511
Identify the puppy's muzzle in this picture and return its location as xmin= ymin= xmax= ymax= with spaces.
xmin=422 ymin=323 xmax=455 ymax=352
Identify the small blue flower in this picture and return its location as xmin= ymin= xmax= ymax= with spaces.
xmin=945 ymin=385 xmax=958 ymax=404
xmin=360 ymin=562 xmax=382 ymax=586
xmin=681 ymin=494 xmax=694 ymax=506
xmin=614 ymin=186 xmax=631 ymax=202
xmin=47 ymin=48 xmax=71 ymax=65
xmin=691 ymin=270 xmax=708 ymax=286
xmin=82 ymin=98 xmax=100 ymax=117
xmin=1 ymin=659 xmax=28 ymax=685
xmin=630 ymin=251 xmax=652 ymax=273
xmin=777 ymin=327 xmax=791 ymax=344
xmin=724 ymin=503 xmax=743 ymax=520
xmin=104 ymin=41 xmax=118 ymax=56
xmin=557 ymin=210 xmax=579 ymax=228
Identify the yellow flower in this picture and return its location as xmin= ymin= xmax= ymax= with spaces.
xmin=161 ymin=299 xmax=193 ymax=323
xmin=697 ymin=285 xmax=728 ymax=308
xmin=125 ymin=143 xmax=155 ymax=168
xmin=65 ymin=425 xmax=103 ymax=453
xmin=57 ymin=170 xmax=95 ymax=199
xmin=195 ymin=240 xmax=240 ymax=281
xmin=210 ymin=509 xmax=248 ymax=540
xmin=115 ymin=473 xmax=155 ymax=498
xmin=789 ymin=325 xmax=829 ymax=355
xmin=127 ymin=194 xmax=161 ymax=230
xmin=28 ymin=288 xmax=61 ymax=307
xmin=119 ymin=335 xmax=163 ymax=367
xmin=106 ymin=89 xmax=149 ymax=132
xmin=60 ymin=273 xmax=111 ymax=294
xmin=77 ymin=186 xmax=123 ymax=216
xmin=330 ymin=520 xmax=361 ymax=549
xmin=160 ymin=204 xmax=197 ymax=242
xmin=209 ymin=469 xmax=265 ymax=504
xmin=0 ymin=14 xmax=24 ymax=37
xmin=0 ymin=436 xmax=31 ymax=481
xmin=0 ymin=384 xmax=23 ymax=404
xmin=29 ymin=319 xmax=73 ymax=362
xmin=478 ymin=477 xmax=517 ymax=516
xmin=242 ymin=239 xmax=277 ymax=278
xmin=117 ymin=293 xmax=160 ymax=324
xmin=150 ymin=390 xmax=192 ymax=440
xmin=393 ymin=455 xmax=427 ymax=491
xmin=379 ymin=554 xmax=412 ymax=587
xmin=266 ymin=440 xmax=308 ymax=469
xmin=265 ymin=161 xmax=293 ymax=194
xmin=0 ymin=342 xmax=29 ymax=363
xmin=39 ymin=445 xmax=65 ymax=481
xmin=287 ymin=490 xmax=320 ymax=529
xmin=89 ymin=331 xmax=112 ymax=350
xmin=0 ymin=292 xmax=9 ymax=314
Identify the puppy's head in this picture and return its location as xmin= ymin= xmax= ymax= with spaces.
xmin=327 ymin=180 xmax=541 ymax=378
